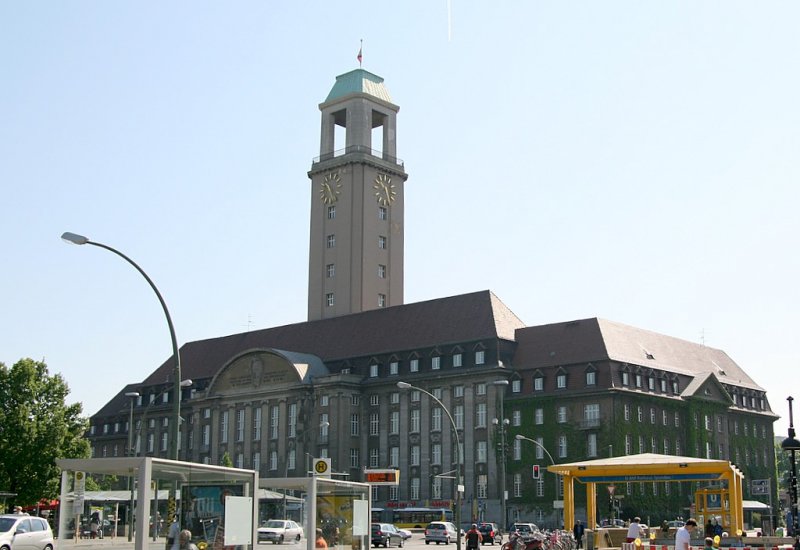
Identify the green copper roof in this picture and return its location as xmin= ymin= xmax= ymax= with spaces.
xmin=325 ymin=69 xmax=393 ymax=103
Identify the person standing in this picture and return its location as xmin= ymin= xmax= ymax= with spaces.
xmin=466 ymin=524 xmax=483 ymax=550
xmin=167 ymin=516 xmax=181 ymax=550
xmin=573 ymin=521 xmax=585 ymax=549
xmin=315 ymin=528 xmax=329 ymax=549
xmin=675 ymin=518 xmax=698 ymax=550
xmin=178 ymin=529 xmax=198 ymax=550
xmin=626 ymin=517 xmax=644 ymax=543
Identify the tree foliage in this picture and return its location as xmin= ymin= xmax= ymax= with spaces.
xmin=0 ymin=358 xmax=90 ymax=505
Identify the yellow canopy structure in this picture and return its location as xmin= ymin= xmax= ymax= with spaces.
xmin=547 ymin=453 xmax=745 ymax=533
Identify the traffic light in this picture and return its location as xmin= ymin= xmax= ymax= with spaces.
xmin=532 ymin=464 xmax=540 ymax=479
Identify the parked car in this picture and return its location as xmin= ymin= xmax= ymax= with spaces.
xmin=478 ymin=523 xmax=503 ymax=545
xmin=398 ymin=529 xmax=413 ymax=541
xmin=0 ymin=514 xmax=55 ymax=550
xmin=371 ymin=523 xmax=405 ymax=547
xmin=257 ymin=519 xmax=303 ymax=544
xmin=425 ymin=521 xmax=458 ymax=545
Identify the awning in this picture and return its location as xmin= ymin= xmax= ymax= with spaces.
xmin=742 ymin=500 xmax=770 ymax=510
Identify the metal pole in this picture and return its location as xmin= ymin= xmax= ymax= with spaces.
xmin=515 ymin=435 xmax=557 ymax=527
xmin=493 ymin=381 xmax=508 ymax=528
xmin=398 ymin=382 xmax=462 ymax=550
xmin=125 ymin=392 xmax=139 ymax=542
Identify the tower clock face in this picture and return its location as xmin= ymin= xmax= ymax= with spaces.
xmin=319 ymin=172 xmax=341 ymax=204
xmin=373 ymin=173 xmax=397 ymax=206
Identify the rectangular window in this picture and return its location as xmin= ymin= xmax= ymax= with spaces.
xmin=410 ymin=359 xmax=419 ymax=372
xmin=535 ymin=408 xmax=544 ymax=425
xmin=648 ymin=377 xmax=655 ymax=391
xmin=475 ymin=350 xmax=485 ymax=365
xmin=584 ymin=404 xmax=600 ymax=424
xmin=624 ymin=404 xmax=630 ymax=421
xmin=661 ymin=379 xmax=667 ymax=392
xmin=556 ymin=374 xmax=566 ymax=388
xmin=513 ymin=438 xmax=522 ymax=460
xmin=431 ymin=356 xmax=440 ymax=370
xmin=320 ymin=414 xmax=329 ymax=438
xmin=326 ymin=234 xmax=335 ymax=248
xmin=327 ymin=205 xmax=336 ymax=219
xmin=220 ymin=410 xmax=229 ymax=444
xmin=637 ymin=406 xmax=643 ymax=422
xmin=389 ymin=446 xmax=399 ymax=467
xmin=379 ymin=206 xmax=387 ymax=220
xmin=432 ymin=443 xmax=442 ymax=465
xmin=378 ymin=264 xmax=386 ymax=278
xmin=432 ymin=477 xmax=442 ymax=499
xmin=289 ymin=403 xmax=297 ymax=437
xmin=650 ymin=408 xmax=656 ymax=424
xmin=635 ymin=374 xmax=642 ymax=388
xmin=389 ymin=485 xmax=398 ymax=501
xmin=321 ymin=395 xmax=329 ymax=407
xmin=410 ymin=409 xmax=420 ymax=432
xmin=410 ymin=478 xmax=420 ymax=500
xmin=326 ymin=264 xmax=335 ymax=278
xmin=513 ymin=473 xmax=522 ymax=497
xmin=287 ymin=449 xmax=296 ymax=470
xmin=253 ymin=407 xmax=261 ymax=441
xmin=432 ymin=408 xmax=442 ymax=431
xmin=622 ymin=372 xmax=629 ymax=385
xmin=390 ymin=411 xmax=399 ymax=434
xmin=269 ymin=451 xmax=278 ymax=471
xmin=587 ymin=433 xmax=598 ymax=457
xmin=350 ymin=413 xmax=359 ymax=436
xmin=586 ymin=371 xmax=596 ymax=386
xmin=453 ymin=385 xmax=464 ymax=398
xmin=625 ymin=435 xmax=631 ymax=454
xmin=389 ymin=361 xmax=399 ymax=375
xmin=370 ymin=412 xmax=379 ymax=436
xmin=370 ymin=448 xmax=379 ymax=468
xmin=252 ymin=452 xmax=260 ymax=472
xmin=557 ymin=406 xmax=567 ymax=423
xmin=512 ymin=380 xmax=521 ymax=393
xmin=674 ymin=412 xmax=680 ymax=427
xmin=370 ymin=364 xmax=379 ymax=378
xmin=236 ymin=409 xmax=245 ymax=442
xmin=326 ymin=293 xmax=334 ymax=307
xmin=390 ymin=392 xmax=399 ymax=404
xmin=411 ymin=445 xmax=420 ymax=466
xmin=453 ymin=353 xmax=462 ymax=367
xmin=350 ymin=448 xmax=360 ymax=468
xmin=378 ymin=294 xmax=386 ymax=307
xmin=370 ymin=394 xmax=379 ymax=406
xmin=378 ymin=236 xmax=387 ymax=249
xmin=535 ymin=437 xmax=544 ymax=460
xmin=476 ymin=403 xmax=487 ymax=428
xmin=534 ymin=377 xmax=544 ymax=391
xmin=662 ymin=410 xmax=668 ymax=426
xmin=202 ymin=425 xmax=210 ymax=446
xmin=477 ymin=475 xmax=488 ymax=499
xmin=512 ymin=410 xmax=521 ymax=426
xmin=558 ymin=435 xmax=567 ymax=458
xmin=160 ymin=432 xmax=168 ymax=452
xmin=454 ymin=405 xmax=464 ymax=430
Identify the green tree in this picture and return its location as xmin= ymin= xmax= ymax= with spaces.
xmin=220 ymin=452 xmax=233 ymax=467
xmin=0 ymin=358 xmax=90 ymax=505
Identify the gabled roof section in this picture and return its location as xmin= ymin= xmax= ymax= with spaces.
xmin=325 ymin=69 xmax=392 ymax=103
xmin=140 ymin=289 xmax=524 ymax=390
xmin=513 ymin=317 xmax=763 ymax=391
xmin=681 ymin=371 xmax=733 ymax=405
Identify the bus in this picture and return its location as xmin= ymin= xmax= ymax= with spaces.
xmin=391 ymin=508 xmax=454 ymax=529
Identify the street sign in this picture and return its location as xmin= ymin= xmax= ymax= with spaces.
xmin=607 ymin=484 xmax=616 ymax=496
xmin=751 ymin=479 xmax=770 ymax=495
xmin=313 ymin=458 xmax=331 ymax=477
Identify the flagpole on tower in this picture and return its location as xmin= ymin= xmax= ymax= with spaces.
xmin=357 ymin=39 xmax=363 ymax=67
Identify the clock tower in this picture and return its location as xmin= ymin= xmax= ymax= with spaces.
xmin=307 ymin=69 xmax=408 ymax=321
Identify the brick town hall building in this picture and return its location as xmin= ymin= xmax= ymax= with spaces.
xmin=87 ymin=67 xmax=778 ymax=527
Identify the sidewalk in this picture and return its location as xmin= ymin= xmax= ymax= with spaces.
xmin=56 ymin=536 xmax=167 ymax=550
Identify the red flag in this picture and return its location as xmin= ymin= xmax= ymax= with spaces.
xmin=357 ymin=46 xmax=362 ymax=66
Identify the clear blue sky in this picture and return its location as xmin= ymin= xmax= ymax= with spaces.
xmin=2 ymin=2 xmax=798 ymax=437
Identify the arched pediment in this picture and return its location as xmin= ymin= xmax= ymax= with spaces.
xmin=208 ymin=348 xmax=328 ymax=396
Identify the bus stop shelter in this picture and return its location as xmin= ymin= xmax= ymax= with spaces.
xmin=548 ymin=453 xmax=745 ymax=534
xmin=57 ymin=457 xmax=258 ymax=550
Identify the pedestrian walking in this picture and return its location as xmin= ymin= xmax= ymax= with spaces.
xmin=573 ymin=520 xmax=585 ymax=549
xmin=466 ymin=524 xmax=483 ymax=550
xmin=675 ymin=518 xmax=698 ymax=550
xmin=626 ymin=517 xmax=644 ymax=543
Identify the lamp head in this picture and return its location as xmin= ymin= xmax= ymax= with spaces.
xmin=492 ymin=379 xmax=510 ymax=387
xmin=397 ymin=381 xmax=411 ymax=390
xmin=515 ymin=434 xmax=524 ymax=440
xmin=180 ymin=379 xmax=193 ymax=387
xmin=782 ymin=436 xmax=800 ymax=452
xmin=61 ymin=232 xmax=89 ymax=245
xmin=124 ymin=391 xmax=140 ymax=398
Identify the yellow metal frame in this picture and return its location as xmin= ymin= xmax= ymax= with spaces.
xmin=547 ymin=454 xmax=744 ymax=533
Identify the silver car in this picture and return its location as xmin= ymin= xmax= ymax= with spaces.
xmin=424 ymin=521 xmax=458 ymax=545
xmin=0 ymin=515 xmax=55 ymax=550
xmin=257 ymin=519 xmax=304 ymax=544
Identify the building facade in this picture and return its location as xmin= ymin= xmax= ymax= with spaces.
xmin=87 ymin=68 xmax=779 ymax=528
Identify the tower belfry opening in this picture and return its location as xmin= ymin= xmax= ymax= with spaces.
xmin=307 ymin=69 xmax=408 ymax=321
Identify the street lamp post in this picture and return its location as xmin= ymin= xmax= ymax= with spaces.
xmin=492 ymin=380 xmax=509 ymax=528
xmin=781 ymin=397 xmax=800 ymax=550
xmin=398 ymin=382 xmax=462 ymax=550
xmin=125 ymin=391 xmax=140 ymax=542
xmin=515 ymin=435 xmax=558 ymax=527
xmin=61 ymin=232 xmax=182 ymax=461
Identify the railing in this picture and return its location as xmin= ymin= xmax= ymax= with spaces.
xmin=313 ymin=145 xmax=404 ymax=167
